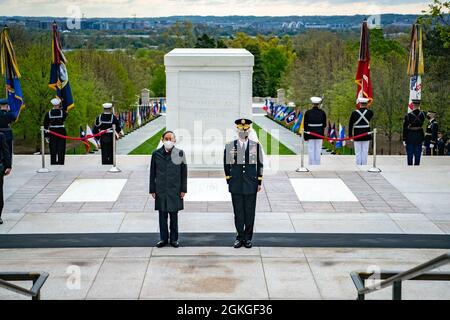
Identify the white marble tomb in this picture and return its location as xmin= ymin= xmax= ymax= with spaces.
xmin=164 ymin=49 xmax=254 ymax=168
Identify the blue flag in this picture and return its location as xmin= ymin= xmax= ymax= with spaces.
xmin=1 ymin=26 xmax=25 ymax=120
xmin=49 ymin=22 xmax=74 ymax=111
xmin=336 ymin=124 xmax=346 ymax=149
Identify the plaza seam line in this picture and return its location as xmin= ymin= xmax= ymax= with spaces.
xmin=304 ymin=252 xmax=325 ymax=300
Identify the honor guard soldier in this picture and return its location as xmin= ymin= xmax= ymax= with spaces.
xmin=0 ymin=131 xmax=12 ymax=225
xmin=304 ymin=97 xmax=327 ymax=165
xmin=349 ymin=97 xmax=374 ymax=165
xmin=224 ymin=119 xmax=263 ymax=249
xmin=93 ymin=103 xmax=122 ymax=165
xmin=43 ymin=97 xmax=68 ymax=165
xmin=402 ymin=99 xmax=426 ymax=166
xmin=424 ymin=111 xmax=438 ymax=156
xmin=0 ymin=98 xmax=16 ymax=160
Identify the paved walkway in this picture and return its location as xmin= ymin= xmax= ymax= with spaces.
xmin=116 ymin=116 xmax=166 ymax=155
xmin=1 ymin=155 xmax=449 ymax=300
xmin=0 ymin=247 xmax=449 ymax=300
xmin=1 ymin=155 xmax=449 ymax=236
xmin=253 ymin=105 xmax=302 ymax=155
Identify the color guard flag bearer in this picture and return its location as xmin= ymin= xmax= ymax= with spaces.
xmin=1 ymin=26 xmax=24 ymax=159
xmin=349 ymin=97 xmax=374 ymax=165
xmin=303 ymin=97 xmax=327 ymax=165
xmin=49 ymin=22 xmax=74 ymax=111
xmin=407 ymin=23 xmax=424 ymax=112
xmin=0 ymin=26 xmax=25 ymax=120
xmin=355 ymin=20 xmax=373 ymax=108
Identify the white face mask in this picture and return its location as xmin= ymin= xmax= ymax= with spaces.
xmin=163 ymin=140 xmax=175 ymax=150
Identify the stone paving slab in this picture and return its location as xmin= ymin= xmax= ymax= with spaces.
xmin=1 ymin=247 xmax=449 ymax=300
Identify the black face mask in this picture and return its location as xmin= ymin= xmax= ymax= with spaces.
xmin=238 ymin=131 xmax=249 ymax=140
xmin=427 ymin=115 xmax=431 ymax=120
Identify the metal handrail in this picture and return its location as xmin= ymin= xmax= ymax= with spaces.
xmin=352 ymin=252 xmax=450 ymax=299
xmin=0 ymin=272 xmax=49 ymax=300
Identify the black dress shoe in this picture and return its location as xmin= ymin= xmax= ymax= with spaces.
xmin=233 ymin=240 xmax=243 ymax=249
xmin=244 ymin=240 xmax=253 ymax=249
xmin=155 ymin=240 xmax=168 ymax=248
xmin=0 ymin=218 xmax=3 ymax=225
xmin=170 ymin=241 xmax=180 ymax=248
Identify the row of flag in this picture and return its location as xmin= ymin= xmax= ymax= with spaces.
xmin=265 ymin=100 xmax=347 ymax=149
xmin=355 ymin=19 xmax=424 ymax=113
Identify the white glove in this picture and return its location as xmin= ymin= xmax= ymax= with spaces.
xmin=430 ymin=144 xmax=435 ymax=149
xmin=45 ymin=138 xmax=50 ymax=144
xmin=403 ymin=141 xmax=407 ymax=147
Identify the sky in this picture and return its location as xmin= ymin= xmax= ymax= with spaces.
xmin=0 ymin=0 xmax=430 ymax=18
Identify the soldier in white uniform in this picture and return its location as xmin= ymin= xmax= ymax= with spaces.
xmin=349 ymin=97 xmax=374 ymax=165
xmin=303 ymin=97 xmax=327 ymax=165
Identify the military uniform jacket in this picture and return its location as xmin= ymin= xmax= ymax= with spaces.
xmin=402 ymin=110 xmax=425 ymax=145
xmin=303 ymin=107 xmax=327 ymax=141
xmin=149 ymin=146 xmax=187 ymax=212
xmin=0 ymin=132 xmax=11 ymax=170
xmin=348 ymin=108 xmax=373 ymax=141
xmin=44 ymin=109 xmax=67 ymax=132
xmin=425 ymin=119 xmax=438 ymax=145
xmin=0 ymin=110 xmax=16 ymax=140
xmin=224 ymin=139 xmax=263 ymax=195
xmin=92 ymin=113 xmax=121 ymax=136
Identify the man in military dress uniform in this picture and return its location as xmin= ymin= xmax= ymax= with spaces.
xmin=0 ymin=98 xmax=16 ymax=160
xmin=349 ymin=97 xmax=374 ymax=165
xmin=424 ymin=111 xmax=438 ymax=156
xmin=43 ymin=97 xmax=68 ymax=165
xmin=402 ymin=99 xmax=426 ymax=166
xmin=0 ymin=131 xmax=12 ymax=225
xmin=93 ymin=103 xmax=122 ymax=165
xmin=303 ymin=97 xmax=327 ymax=165
xmin=224 ymin=119 xmax=263 ymax=249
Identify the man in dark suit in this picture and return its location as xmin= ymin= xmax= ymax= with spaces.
xmin=150 ymin=131 xmax=187 ymax=248
xmin=0 ymin=132 xmax=12 ymax=225
xmin=403 ymin=99 xmax=426 ymax=166
xmin=349 ymin=97 xmax=374 ymax=165
xmin=224 ymin=118 xmax=264 ymax=249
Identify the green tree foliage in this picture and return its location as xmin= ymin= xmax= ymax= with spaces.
xmin=228 ymin=33 xmax=294 ymax=97
xmin=149 ymin=65 xmax=166 ymax=97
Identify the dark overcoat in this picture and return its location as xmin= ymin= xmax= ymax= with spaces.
xmin=149 ymin=146 xmax=187 ymax=212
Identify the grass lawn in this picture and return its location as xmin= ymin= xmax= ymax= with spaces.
xmin=128 ymin=127 xmax=166 ymax=155
xmin=253 ymin=123 xmax=296 ymax=155
xmin=127 ymin=124 xmax=295 ymax=156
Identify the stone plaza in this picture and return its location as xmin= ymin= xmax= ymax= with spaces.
xmin=0 ymin=151 xmax=449 ymax=300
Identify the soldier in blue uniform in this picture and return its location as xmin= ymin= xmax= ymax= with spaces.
xmin=43 ymin=97 xmax=67 ymax=165
xmin=93 ymin=103 xmax=122 ymax=165
xmin=224 ymin=119 xmax=263 ymax=249
xmin=0 ymin=131 xmax=12 ymax=225
xmin=0 ymin=98 xmax=16 ymax=160
xmin=424 ymin=111 xmax=438 ymax=156
xmin=402 ymin=99 xmax=426 ymax=166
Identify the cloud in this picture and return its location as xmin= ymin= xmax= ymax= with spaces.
xmin=0 ymin=0 xmax=429 ymax=17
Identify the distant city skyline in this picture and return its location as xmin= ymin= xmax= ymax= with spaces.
xmin=0 ymin=0 xmax=430 ymax=18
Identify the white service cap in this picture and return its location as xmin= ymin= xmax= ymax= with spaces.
xmin=287 ymin=102 xmax=296 ymax=107
xmin=310 ymin=97 xmax=322 ymax=104
xmin=358 ymin=97 xmax=370 ymax=104
xmin=102 ymin=103 xmax=113 ymax=109
xmin=50 ymin=97 xmax=61 ymax=106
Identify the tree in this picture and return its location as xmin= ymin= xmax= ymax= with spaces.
xmin=150 ymin=65 xmax=166 ymax=97
xmin=195 ymin=34 xmax=216 ymax=48
xmin=245 ymin=43 xmax=268 ymax=97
